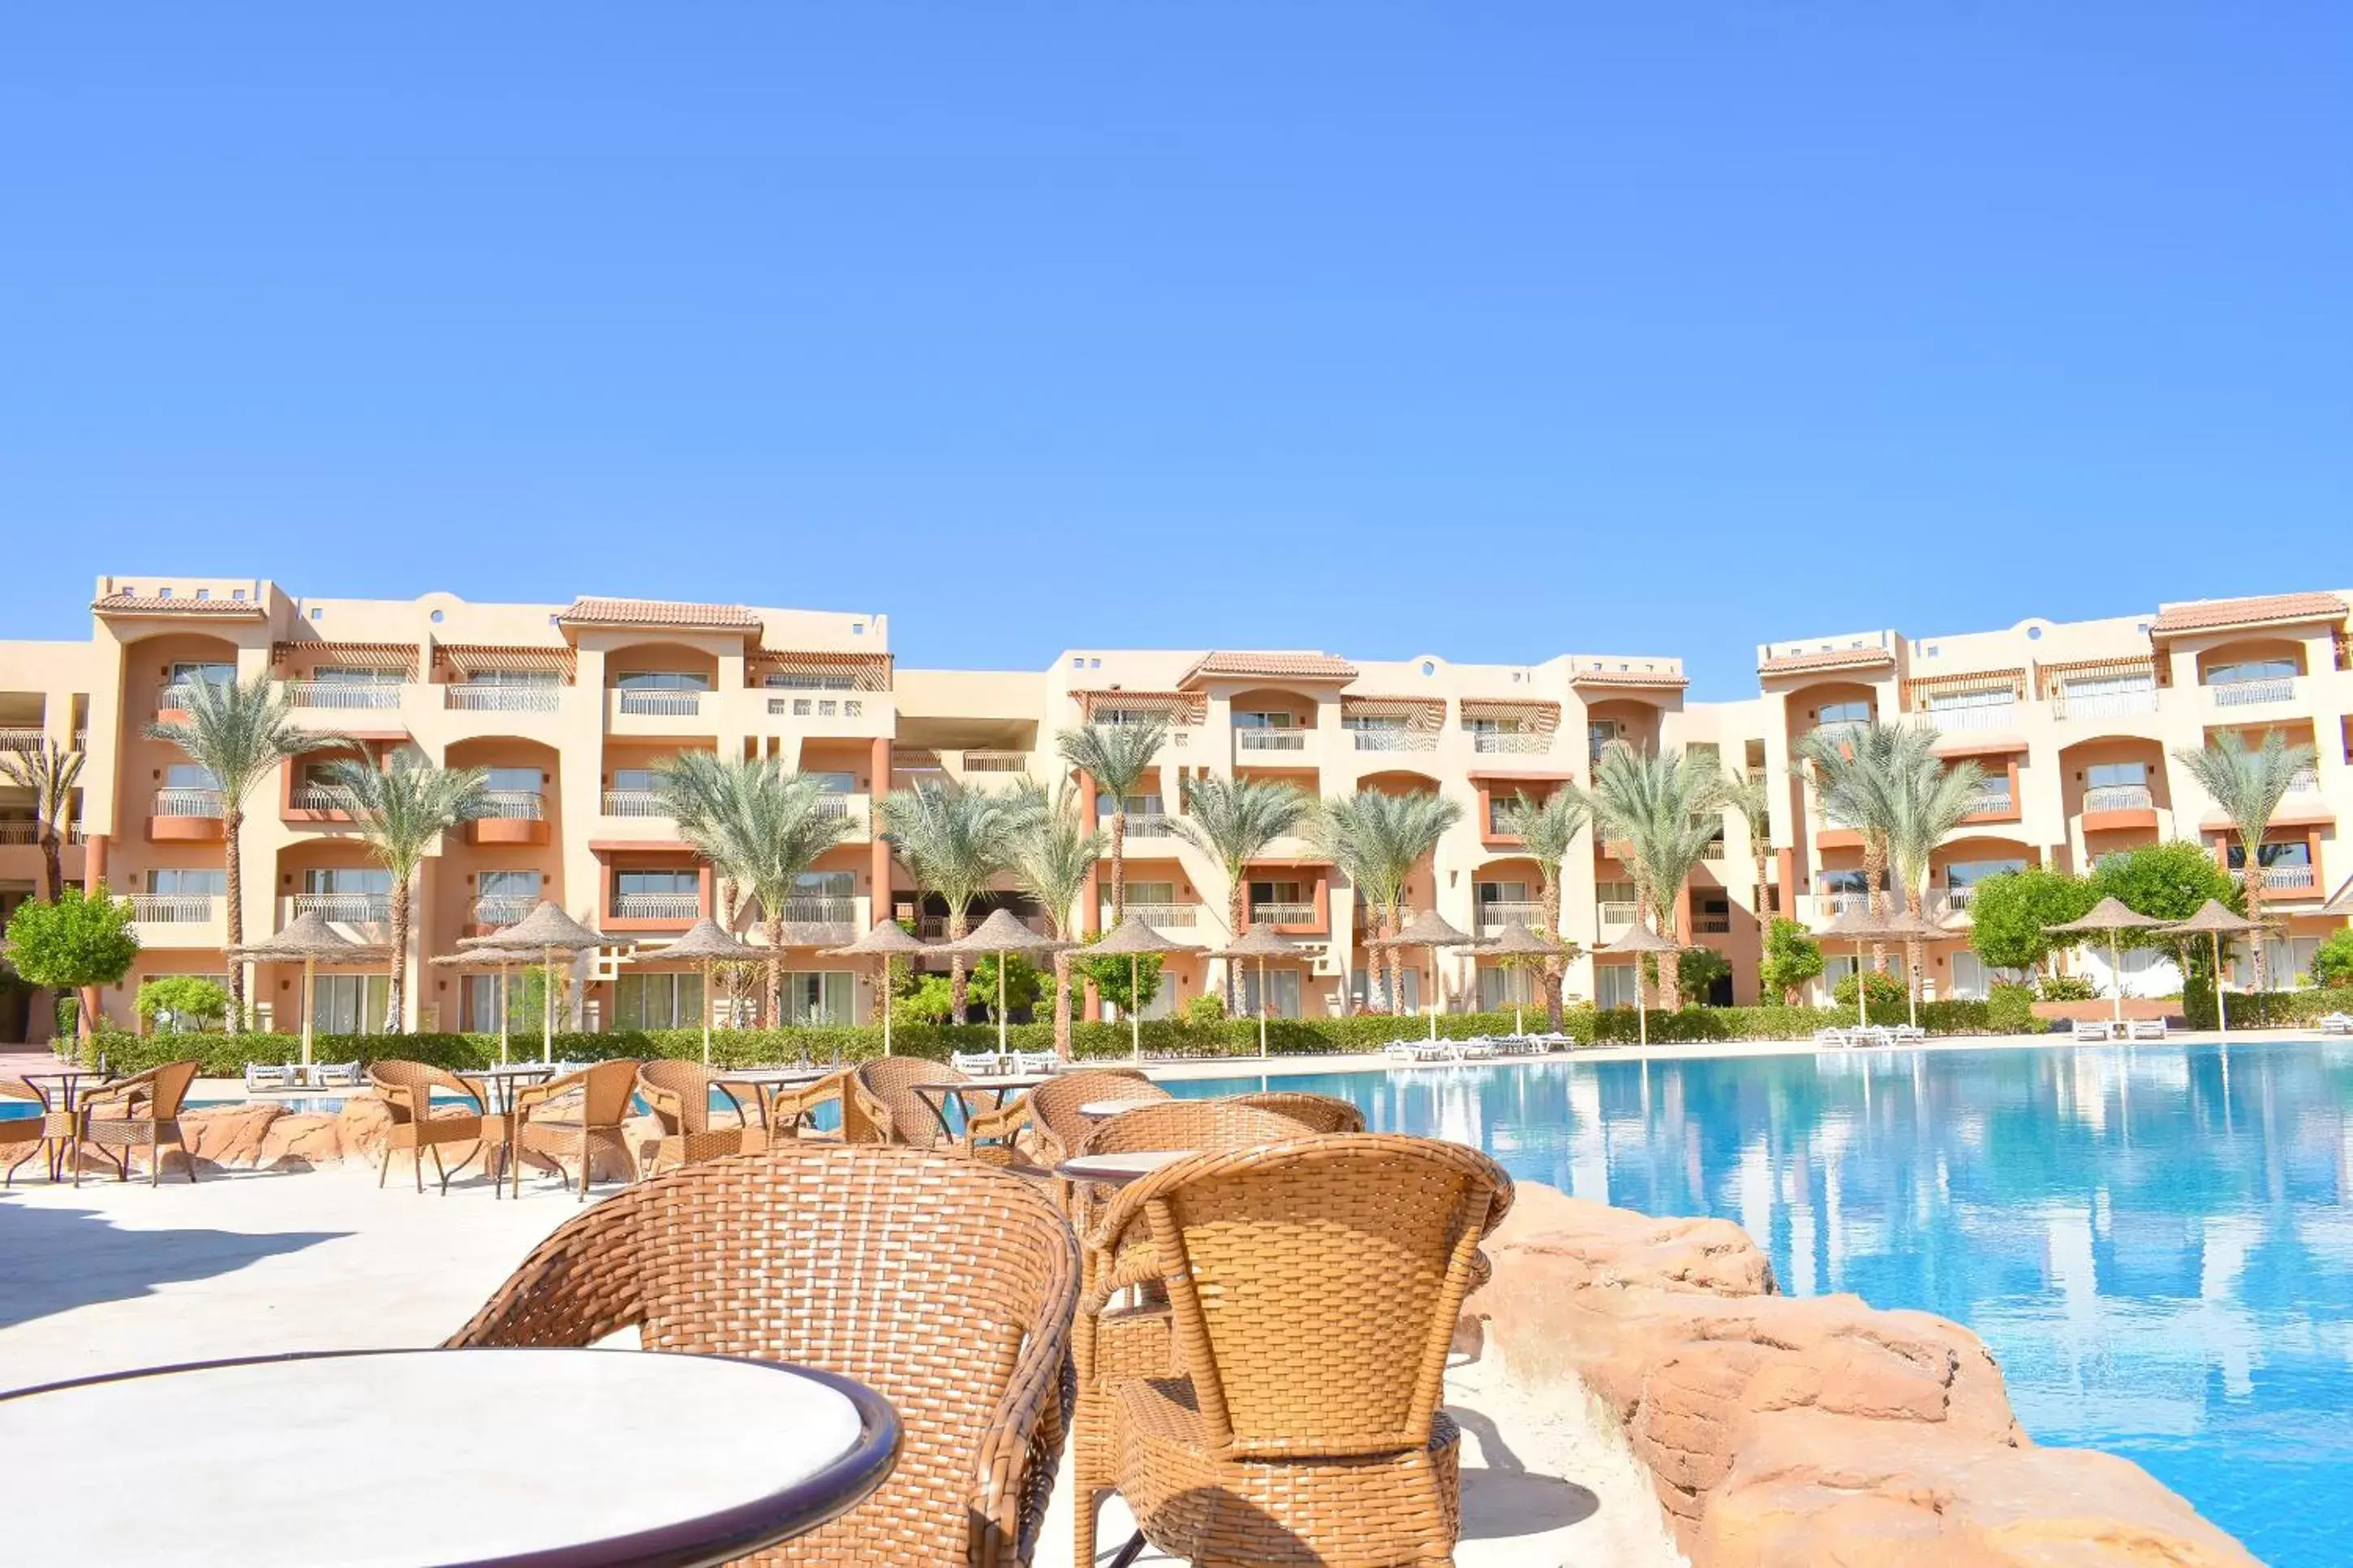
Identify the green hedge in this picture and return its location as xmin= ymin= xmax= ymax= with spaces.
xmin=2179 ymin=986 xmax=2353 ymax=1030
xmin=93 ymin=999 xmax=2003 ymax=1078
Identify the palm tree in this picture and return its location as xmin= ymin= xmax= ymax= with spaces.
xmin=658 ymin=758 xmax=858 ymax=1026
xmin=1501 ymin=788 xmax=1589 ymax=1030
xmin=652 ymin=750 xmax=743 ymax=926
xmin=148 ymin=674 xmax=346 ymax=1024
xmin=324 ymin=750 xmax=490 ymax=1032
xmin=1168 ymin=774 xmax=1310 ymax=1011
xmin=1884 ymin=751 xmax=1985 ymax=1008
xmin=1723 ymin=767 xmax=1773 ymax=925
xmin=0 ymin=738 xmax=84 ymax=902
xmin=1792 ymin=721 xmax=1935 ymax=972
xmin=1056 ymin=720 xmax=1168 ymax=925
xmin=1315 ymin=789 xmax=1464 ymax=1017
xmin=880 ymin=780 xmax=1024 ymax=1020
xmin=1577 ymin=743 xmax=1729 ymax=1008
xmin=2173 ymin=729 xmax=2318 ymax=989
xmin=1006 ymin=780 xmax=1105 ymax=1059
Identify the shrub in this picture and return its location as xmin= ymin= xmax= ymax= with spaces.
xmin=2311 ymin=930 xmax=2353 ymax=990
xmin=136 ymin=975 xmax=230 ymax=1033
xmin=4 ymin=886 xmax=140 ymax=1021
xmin=1757 ymin=917 xmax=1825 ymax=1004
xmin=1969 ymin=867 xmax=2097 ymax=973
xmin=2036 ymin=974 xmax=2099 ymax=1003
xmin=1181 ymin=992 xmax=1228 ymax=1026
xmin=1676 ymin=945 xmax=1732 ymax=1003
xmin=1831 ymin=969 xmax=1907 ymax=1013
xmin=2180 ymin=985 xmax=2353 ymax=1030
xmin=1986 ymin=982 xmax=2038 ymax=1034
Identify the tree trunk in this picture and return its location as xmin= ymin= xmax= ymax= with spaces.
xmin=1110 ymin=810 xmax=1128 ymax=925
xmin=223 ymin=805 xmax=247 ymax=1025
xmin=1540 ymin=869 xmax=1564 ymax=1030
xmin=765 ymin=910 xmax=786 ymax=1027
xmin=1753 ymin=846 xmax=1770 ymax=927
xmin=2241 ymin=838 xmax=2268 ymax=990
xmin=1657 ymin=889 xmax=1684 ymax=1011
xmin=37 ymin=824 xmax=62 ymax=904
xmin=949 ymin=905 xmax=970 ymax=1021
xmin=1863 ymin=835 xmax=1890 ymax=973
xmin=384 ymin=873 xmax=411 ymax=1033
xmin=1052 ymin=948 xmax=1073 ymax=1059
xmin=1386 ymin=898 xmax=1407 ymax=1018
xmin=718 ymin=876 xmax=738 ymax=928
xmin=1228 ymin=884 xmax=1248 ymax=1012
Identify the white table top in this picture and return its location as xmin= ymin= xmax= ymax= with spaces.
xmin=721 ymin=1066 xmax=833 ymax=1085
xmin=0 ymin=1348 xmax=896 ymax=1567
xmin=1077 ymin=1098 xmax=1166 ymax=1119
xmin=467 ymin=1061 xmax=559 ymax=1076
xmin=1056 ymin=1149 xmax=1195 ymax=1186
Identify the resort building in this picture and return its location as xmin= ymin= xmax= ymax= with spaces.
xmin=2 ymin=575 xmax=2348 ymax=1039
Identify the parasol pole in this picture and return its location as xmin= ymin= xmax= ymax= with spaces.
xmin=2110 ymin=931 xmax=2124 ymax=1033
xmin=1426 ymin=944 xmax=1440 ymax=1042
xmin=701 ymin=956 xmax=713 ymax=1065
xmin=1257 ymin=956 xmax=1269 ymax=1058
xmin=541 ymin=946 xmax=556 ymax=1063
xmin=1856 ymin=938 xmax=1869 ymax=1027
xmin=882 ymin=957 xmax=893 ymax=1057
xmin=997 ymin=950 xmax=1009 ymax=1054
xmin=1130 ymin=954 xmax=1142 ymax=1062
xmin=301 ymin=956 xmax=316 ymax=1073
xmin=497 ymin=958 xmax=510 ymax=1065
xmin=2213 ymin=930 xmax=2227 ymax=1037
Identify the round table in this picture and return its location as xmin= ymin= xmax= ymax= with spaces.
xmin=721 ymin=1068 xmax=837 ymax=1136
xmin=462 ymin=1062 xmax=557 ymax=1113
xmin=910 ymin=1076 xmax=1056 ymax=1145
xmin=1076 ymin=1098 xmax=1167 ymax=1121
xmin=1055 ymin=1149 xmax=1195 ymax=1188
xmin=14 ymin=1068 xmax=97 ymax=1183
xmin=0 ymin=1348 xmax=900 ymax=1567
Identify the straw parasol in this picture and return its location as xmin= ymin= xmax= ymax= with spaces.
xmin=1480 ymin=921 xmax=1577 ymax=1037
xmin=430 ymin=946 xmax=536 ymax=1065
xmin=938 ymin=908 xmax=1075 ymax=1054
xmin=1213 ymin=925 xmax=1314 ymax=1058
xmin=2044 ymin=897 xmax=2170 ymax=1033
xmin=1819 ymin=905 xmax=1946 ymax=1029
xmin=1594 ymin=919 xmax=1680 ymax=1049
xmin=1366 ymin=909 xmax=1486 ymax=1042
xmin=823 ymin=919 xmax=934 ymax=1057
xmin=1088 ymin=914 xmax=1207 ymax=1061
xmin=458 ymin=901 xmax=634 ymax=1062
xmin=226 ymin=911 xmax=391 ymax=1075
xmin=2158 ymin=899 xmax=2267 ymax=1038
xmin=626 ymin=918 xmax=758 ymax=1064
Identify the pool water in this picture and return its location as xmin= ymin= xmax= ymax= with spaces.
xmin=1179 ymin=1041 xmax=2353 ymax=1567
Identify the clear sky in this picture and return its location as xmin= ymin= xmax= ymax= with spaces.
xmin=4 ymin=6 xmax=2347 ymax=697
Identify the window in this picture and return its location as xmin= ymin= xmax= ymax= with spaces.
xmin=2085 ymin=762 xmax=2147 ymax=788
xmin=1342 ymin=714 xmax=1407 ymax=732
xmin=801 ymin=771 xmax=856 ymax=794
xmin=1595 ymin=964 xmax=1642 ymax=1010
xmin=1232 ymin=710 xmax=1294 ymax=729
xmin=484 ymin=767 xmax=542 ymax=793
xmin=479 ymin=870 xmax=542 ymax=900
xmin=615 ymin=671 xmax=712 ymax=692
xmin=1488 ymin=797 xmax=1519 ymax=835
xmin=1944 ymin=859 xmax=2026 ymax=887
xmin=168 ymin=661 xmax=234 ymax=688
xmin=1819 ymin=869 xmax=1873 ymax=893
xmin=166 ymin=763 xmax=220 ymax=790
xmin=618 ymin=870 xmax=699 ymax=896
xmin=1478 ymin=967 xmax=1538 ymax=1010
xmin=2208 ymin=659 xmax=2295 ymax=686
xmin=616 ymin=972 xmax=705 ymax=1030
xmin=794 ymin=871 xmax=855 ymax=899
xmin=1588 ymin=720 xmax=1620 ymax=757
xmin=1125 ymin=880 xmax=1176 ymax=907
xmin=1949 ymin=952 xmax=2029 ymax=1000
xmin=1596 ymin=880 xmax=1638 ymax=904
xmin=1249 ymin=879 xmax=1305 ymax=907
xmin=2226 ymin=841 xmax=2311 ymax=869
xmin=1925 ymin=686 xmax=2015 ymax=712
xmin=470 ymin=669 xmax=559 ymax=688
xmin=764 ymin=670 xmax=854 ymax=690
xmin=1095 ymin=793 xmax=1163 ymax=818
xmin=148 ymin=867 xmax=226 ymax=896
xmin=1240 ymin=967 xmax=1303 ymax=1019
xmin=305 ymin=867 xmax=393 ymax=896
xmin=781 ymin=972 xmax=855 ymax=1025
xmin=310 ymin=666 xmax=402 ymax=686
xmin=1475 ymin=880 xmax=1529 ymax=905
xmin=2063 ymin=672 xmax=2154 ymax=701
xmin=312 ymin=973 xmax=391 ymax=1035
xmin=1817 ymin=701 xmax=1871 ymax=725
xmin=299 ymin=761 xmax=351 ymax=789
xmin=611 ymin=768 xmax=664 ymax=793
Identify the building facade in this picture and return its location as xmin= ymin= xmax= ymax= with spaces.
xmin=1 ymin=576 xmax=2347 ymax=1040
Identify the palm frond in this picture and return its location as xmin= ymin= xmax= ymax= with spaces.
xmin=1008 ymin=781 xmax=1105 ymax=938
xmin=144 ymin=673 xmax=347 ymax=801
xmin=1168 ymin=774 xmax=1310 ymax=878
xmin=326 ymin=750 xmax=493 ymax=877
xmin=1055 ymin=721 xmax=1168 ymax=801
xmin=878 ymin=780 xmax=1026 ymax=913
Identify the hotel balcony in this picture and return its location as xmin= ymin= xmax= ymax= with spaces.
xmin=811 ymin=792 xmax=871 ymax=839
xmin=120 ymin=894 xmax=225 ymax=947
xmin=1477 ymin=900 xmax=1547 ymax=935
xmin=1349 ymin=728 xmax=1438 ymax=753
xmin=150 ymin=787 xmax=227 ymax=843
xmin=0 ymin=820 xmax=37 ymax=845
xmin=959 ymin=750 xmax=1030 ymax=775
xmin=2084 ymin=783 xmax=2154 ymax=814
xmin=1796 ymin=892 xmax=1872 ymax=924
xmin=283 ymin=680 xmax=407 ymax=711
xmin=2206 ymin=676 xmax=2298 ymax=711
xmin=611 ymin=891 xmax=701 ymax=922
xmin=601 ymin=788 xmax=668 ymax=818
xmin=467 ymin=789 xmax=549 ymax=846
xmin=470 ymin=893 xmax=539 ymax=931
xmin=1469 ymin=730 xmax=1551 ymax=755
xmin=1598 ymin=900 xmax=1639 ymax=928
xmin=282 ymin=892 xmax=392 ymax=943
xmin=0 ymin=727 xmax=45 ymax=753
xmin=1122 ymin=812 xmax=1176 ymax=839
xmin=445 ymin=684 xmax=564 ymax=714
xmin=1233 ymin=729 xmax=1311 ymax=763
xmin=1690 ymin=913 xmax=1732 ymax=934
xmin=1246 ymin=901 xmax=1316 ymax=926
xmin=2050 ymin=687 xmax=2160 ymax=723
xmin=1105 ymin=902 xmax=1201 ymax=933
xmin=1961 ymin=785 xmax=2017 ymax=822
xmin=2256 ymin=865 xmax=2317 ymax=894
xmin=1921 ymin=702 xmax=2020 ymax=735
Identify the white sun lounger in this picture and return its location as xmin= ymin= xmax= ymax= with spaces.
xmin=2071 ymin=1019 xmax=2113 ymax=1042
xmin=1013 ymin=1050 xmax=1060 ymax=1075
xmin=2317 ymin=1012 xmax=2353 ymax=1035
xmin=949 ymin=1050 xmax=1005 ymax=1076
xmin=243 ymin=1062 xmax=296 ymax=1092
xmin=1889 ymin=1025 xmax=1927 ymax=1046
xmin=1813 ymin=1027 xmax=1851 ymax=1050
xmin=2127 ymin=1018 xmax=2167 ymax=1042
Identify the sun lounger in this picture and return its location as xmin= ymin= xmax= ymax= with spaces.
xmin=311 ymin=1060 xmax=364 ymax=1088
xmin=2071 ymin=1019 xmax=2113 ymax=1042
xmin=1813 ymin=1028 xmax=1851 ymax=1049
xmin=949 ymin=1050 xmax=1004 ymax=1076
xmin=1530 ymin=1031 xmax=1575 ymax=1051
xmin=1852 ymin=1025 xmax=1896 ymax=1048
xmin=1013 ymin=1050 xmax=1060 ymax=1075
xmin=2127 ymin=1018 xmax=2167 ymax=1042
xmin=2318 ymin=1013 xmax=2353 ymax=1036
xmin=1381 ymin=1041 xmax=1422 ymax=1062
xmin=243 ymin=1062 xmax=295 ymax=1093
xmin=1890 ymin=1025 xmax=1927 ymax=1046
xmin=1455 ymin=1037 xmax=1502 ymax=1060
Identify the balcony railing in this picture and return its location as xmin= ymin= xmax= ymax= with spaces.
xmin=1920 ymin=702 xmax=2020 ymax=733
xmin=613 ymin=892 xmax=700 ymax=920
xmin=125 ymin=894 xmax=218 ymax=924
xmin=294 ymin=891 xmax=392 ymax=923
xmin=285 ymin=680 xmax=402 ymax=710
xmin=1469 ymin=730 xmax=1549 ymax=754
xmin=1964 ymin=788 xmax=2015 ymax=818
xmin=617 ymin=689 xmax=703 ymax=717
xmin=1806 ymin=891 xmax=1873 ymax=918
xmin=2209 ymin=676 xmax=2295 ymax=708
xmin=0 ymin=820 xmax=37 ymax=844
xmin=1938 ymin=886 xmax=1979 ymax=913
xmin=156 ymin=682 xmax=230 ymax=712
xmin=2256 ymin=865 xmax=2316 ymax=891
xmin=153 ymin=787 xmax=226 ymax=818
xmin=72 ymin=730 xmax=88 ymax=751
xmin=476 ymin=790 xmax=545 ymax=820
xmin=781 ymin=896 xmax=856 ymax=924
xmin=2052 ymin=687 xmax=2158 ymax=720
xmin=1477 ymin=901 xmax=1546 ymax=934
xmin=1114 ymin=903 xmax=1198 ymax=929
xmin=812 ymin=793 xmax=859 ymax=820
xmin=446 ymin=684 xmax=562 ymax=712
xmin=1124 ymin=813 xmax=1174 ymax=838
xmin=1248 ymin=902 xmax=1316 ymax=925
xmin=0 ymin=728 xmax=44 ymax=752
xmin=2288 ymin=767 xmax=2321 ymax=794
xmin=1690 ymin=913 xmax=1731 ymax=934
xmin=1702 ymin=837 xmax=1730 ymax=859
xmin=1350 ymin=728 xmax=1436 ymax=752
xmin=288 ymin=784 xmax=351 ymax=813
xmin=471 ymin=894 xmax=538 ymax=927
xmin=2083 ymin=784 xmax=2154 ymax=813
xmin=963 ymin=750 xmax=1029 ymax=773
xmin=1598 ymin=900 xmax=1639 ymax=926
xmin=1237 ymin=730 xmax=1307 ymax=751
xmin=602 ymin=789 xmax=666 ymax=817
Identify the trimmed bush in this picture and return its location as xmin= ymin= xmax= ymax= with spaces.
xmin=2179 ymin=985 xmax=2353 ymax=1031
xmin=1986 ymin=982 xmax=2039 ymax=1035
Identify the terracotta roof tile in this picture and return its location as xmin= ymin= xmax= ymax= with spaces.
xmin=1178 ymin=651 xmax=1359 ymax=686
xmin=1569 ymin=667 xmax=1689 ymax=689
xmin=2148 ymin=592 xmax=2347 ymax=635
xmin=557 ymin=597 xmax=761 ymax=632
xmin=91 ymin=594 xmax=265 ymax=618
xmin=1757 ymin=646 xmax=1895 ymax=676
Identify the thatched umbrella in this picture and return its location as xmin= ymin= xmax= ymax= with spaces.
xmin=429 ymin=946 xmax=539 ymax=1065
xmin=626 ymin=918 xmax=758 ymax=1064
xmin=1366 ymin=909 xmax=1486 ymax=1042
xmin=459 ymin=901 xmax=634 ymax=1062
xmin=2044 ymin=897 xmax=2169 ymax=1033
xmin=1481 ymin=921 xmax=1577 ymax=1037
xmin=1594 ymin=919 xmax=1680 ymax=1050
xmin=823 ymin=920 xmax=934 ymax=1057
xmin=939 ymin=908 xmax=1074 ymax=1054
xmin=1213 ymin=926 xmax=1314 ymax=1058
xmin=1089 ymin=914 xmax=1207 ymax=1062
xmin=226 ymin=911 xmax=391 ymax=1076
xmin=2159 ymin=900 xmax=2267 ymax=1038
xmin=1821 ymin=905 xmax=1946 ymax=1029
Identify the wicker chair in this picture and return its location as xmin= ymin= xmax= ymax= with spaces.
xmin=635 ymin=1061 xmax=764 ymax=1176
xmin=854 ymin=1056 xmax=962 ymax=1151
xmin=449 ymin=1145 xmax=1081 ymax=1566
xmin=2 ymin=1077 xmax=54 ymax=1184
xmin=1095 ymin=1135 xmax=1512 ymax=1567
xmin=79 ymin=1060 xmax=201 ymax=1187
xmin=1025 ymin=1068 xmax=1167 ymax=1167
xmin=1229 ymin=1090 xmax=1366 ymax=1133
xmin=1068 ymin=1097 xmax=1321 ymax=1562
xmin=367 ymin=1061 xmax=492 ymax=1195
xmin=511 ymin=1058 xmax=641 ymax=1201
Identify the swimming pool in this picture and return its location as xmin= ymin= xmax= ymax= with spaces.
xmin=1176 ymin=1041 xmax=2353 ymax=1567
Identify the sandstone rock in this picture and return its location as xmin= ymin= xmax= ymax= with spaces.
xmin=335 ymin=1093 xmax=393 ymax=1159
xmin=178 ymin=1103 xmax=287 ymax=1168
xmin=257 ymin=1112 xmax=343 ymax=1168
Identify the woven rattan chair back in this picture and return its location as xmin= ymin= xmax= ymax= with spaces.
xmin=572 ymin=1058 xmax=641 ymax=1127
xmin=1116 ymin=1134 xmax=1510 ymax=1458
xmin=636 ymin=1059 xmax=727 ymax=1136
xmin=1227 ymin=1090 xmax=1365 ymax=1133
xmin=1067 ymin=1098 xmax=1314 ymax=1239
xmin=854 ymin=1055 xmax=960 ymax=1150
xmin=450 ymin=1145 xmax=1082 ymax=1566
xmin=1027 ymin=1068 xmax=1166 ymax=1162
xmin=368 ymin=1060 xmax=484 ymax=1125
xmin=141 ymin=1059 xmax=200 ymax=1120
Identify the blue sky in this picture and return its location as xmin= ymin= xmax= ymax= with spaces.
xmin=4 ymin=5 xmax=2347 ymax=697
